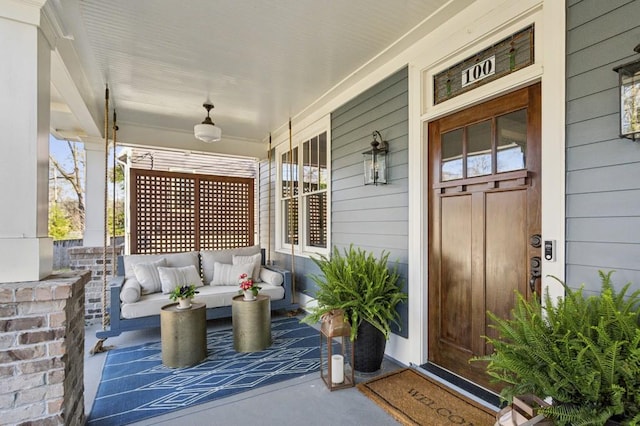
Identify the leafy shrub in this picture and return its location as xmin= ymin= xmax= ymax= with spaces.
xmin=475 ymin=271 xmax=640 ymax=425
xmin=302 ymin=244 xmax=406 ymax=341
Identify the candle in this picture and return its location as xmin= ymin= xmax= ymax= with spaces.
xmin=331 ymin=354 xmax=344 ymax=384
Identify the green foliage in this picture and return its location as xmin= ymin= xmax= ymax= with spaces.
xmin=109 ymin=163 xmax=124 ymax=186
xmin=48 ymin=204 xmax=72 ymax=240
xmin=474 ymin=271 xmax=640 ymax=425
xmin=301 ymin=244 xmax=407 ymax=341
xmin=168 ymin=284 xmax=199 ymax=301
xmin=107 ymin=201 xmax=125 ymax=236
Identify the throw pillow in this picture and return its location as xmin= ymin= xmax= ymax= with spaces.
xmin=259 ymin=267 xmax=284 ymax=286
xmin=132 ymin=258 xmax=167 ymax=294
xmin=200 ymin=245 xmax=261 ymax=285
xmin=120 ymin=279 xmax=142 ymax=303
xmin=158 ymin=265 xmax=204 ymax=294
xmin=232 ymin=253 xmax=262 ymax=282
xmin=210 ymin=262 xmax=254 ymax=286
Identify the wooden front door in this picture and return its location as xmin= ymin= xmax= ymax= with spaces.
xmin=427 ymin=84 xmax=541 ymax=390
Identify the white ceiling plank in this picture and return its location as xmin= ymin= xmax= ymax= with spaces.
xmin=49 ymin=0 xmax=453 ymax=154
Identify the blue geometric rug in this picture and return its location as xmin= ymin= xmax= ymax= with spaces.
xmin=88 ymin=317 xmax=320 ymax=425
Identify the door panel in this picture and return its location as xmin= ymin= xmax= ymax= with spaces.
xmin=485 ymin=190 xmax=527 ymax=328
xmin=440 ymin=195 xmax=472 ymax=348
xmin=428 ymin=84 xmax=541 ymax=391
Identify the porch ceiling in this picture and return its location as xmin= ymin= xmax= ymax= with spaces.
xmin=48 ymin=0 xmax=458 ymax=158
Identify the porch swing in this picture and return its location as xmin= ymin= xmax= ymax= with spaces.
xmin=91 ymin=92 xmax=299 ymax=353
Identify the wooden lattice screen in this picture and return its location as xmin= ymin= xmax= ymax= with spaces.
xmin=130 ymin=169 xmax=254 ymax=254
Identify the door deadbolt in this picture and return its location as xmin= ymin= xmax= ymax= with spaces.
xmin=530 ymin=234 xmax=542 ymax=248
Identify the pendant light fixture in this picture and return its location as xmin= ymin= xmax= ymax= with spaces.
xmin=194 ymin=102 xmax=222 ymax=143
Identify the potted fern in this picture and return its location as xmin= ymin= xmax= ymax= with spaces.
xmin=302 ymin=244 xmax=407 ymax=372
xmin=474 ymin=271 xmax=640 ymax=425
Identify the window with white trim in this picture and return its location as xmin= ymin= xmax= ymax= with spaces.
xmin=277 ymin=120 xmax=329 ymax=255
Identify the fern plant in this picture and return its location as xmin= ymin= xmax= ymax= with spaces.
xmin=301 ymin=244 xmax=407 ymax=341
xmin=474 ymin=271 xmax=640 ymax=425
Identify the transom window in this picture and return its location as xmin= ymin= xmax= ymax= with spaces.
xmin=277 ymin=118 xmax=330 ymax=255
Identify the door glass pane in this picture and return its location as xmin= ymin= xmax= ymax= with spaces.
xmin=466 ymin=120 xmax=492 ymax=177
xmin=441 ymin=129 xmax=463 ymax=181
xmin=497 ymin=109 xmax=527 ymax=173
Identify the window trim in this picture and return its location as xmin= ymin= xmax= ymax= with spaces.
xmin=275 ymin=115 xmax=331 ymax=258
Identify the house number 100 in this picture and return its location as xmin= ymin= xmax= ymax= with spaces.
xmin=461 ymin=56 xmax=495 ymax=88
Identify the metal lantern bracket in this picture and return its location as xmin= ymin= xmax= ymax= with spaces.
xmin=613 ymin=43 xmax=640 ymax=141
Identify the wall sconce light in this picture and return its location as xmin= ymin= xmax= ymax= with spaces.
xmin=613 ymin=44 xmax=640 ymax=141
xmin=362 ymin=130 xmax=388 ymax=185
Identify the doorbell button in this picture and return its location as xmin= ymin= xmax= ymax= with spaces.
xmin=544 ymin=240 xmax=555 ymax=262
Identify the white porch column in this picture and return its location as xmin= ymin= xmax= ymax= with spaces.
xmin=0 ymin=1 xmax=53 ymax=283
xmin=83 ymin=140 xmax=107 ymax=247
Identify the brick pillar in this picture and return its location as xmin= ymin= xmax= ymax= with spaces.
xmin=0 ymin=271 xmax=90 ymax=425
xmin=67 ymin=246 xmax=122 ymax=325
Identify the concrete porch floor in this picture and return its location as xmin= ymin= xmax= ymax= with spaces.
xmin=83 ymin=313 xmax=405 ymax=425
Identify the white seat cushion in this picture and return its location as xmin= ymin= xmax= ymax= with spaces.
xmin=121 ymin=284 xmax=285 ymax=319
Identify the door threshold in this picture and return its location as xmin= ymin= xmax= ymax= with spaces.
xmin=416 ymin=362 xmax=502 ymax=409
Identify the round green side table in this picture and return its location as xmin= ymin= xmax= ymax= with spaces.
xmin=232 ymin=294 xmax=272 ymax=352
xmin=160 ymin=302 xmax=207 ymax=368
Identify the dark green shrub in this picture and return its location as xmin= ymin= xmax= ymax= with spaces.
xmin=475 ymin=271 xmax=640 ymax=425
xmin=301 ymin=244 xmax=406 ymax=341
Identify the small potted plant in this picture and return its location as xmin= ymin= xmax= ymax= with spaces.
xmin=169 ymin=284 xmax=199 ymax=309
xmin=238 ymin=273 xmax=261 ymax=301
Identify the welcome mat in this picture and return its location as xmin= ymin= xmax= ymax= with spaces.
xmin=88 ymin=317 xmax=319 ymax=425
xmin=358 ymin=368 xmax=497 ymax=426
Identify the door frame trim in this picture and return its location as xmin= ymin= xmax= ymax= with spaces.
xmin=385 ymin=0 xmax=566 ymax=369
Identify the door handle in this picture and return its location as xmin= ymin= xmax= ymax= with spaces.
xmin=529 ymin=256 xmax=541 ymax=293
